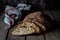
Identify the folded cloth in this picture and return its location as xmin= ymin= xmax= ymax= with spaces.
xmin=5 ymin=5 xmax=21 ymax=20
xmin=4 ymin=5 xmax=22 ymax=27
xmin=4 ymin=3 xmax=31 ymax=29
xmin=4 ymin=13 xmax=14 ymax=26
xmin=17 ymin=3 xmax=31 ymax=11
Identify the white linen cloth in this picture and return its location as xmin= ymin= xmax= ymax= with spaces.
xmin=4 ymin=3 xmax=31 ymax=27
xmin=4 ymin=5 xmax=21 ymax=26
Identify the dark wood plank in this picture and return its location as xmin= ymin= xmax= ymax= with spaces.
xmin=26 ymin=36 xmax=38 ymax=40
xmin=45 ymin=29 xmax=60 ymax=40
xmin=37 ymin=35 xmax=44 ymax=40
xmin=8 ymin=35 xmax=25 ymax=40
xmin=44 ymin=11 xmax=60 ymax=40
xmin=0 ymin=14 xmax=9 ymax=40
xmin=0 ymin=21 xmax=8 ymax=40
xmin=26 ymin=35 xmax=44 ymax=40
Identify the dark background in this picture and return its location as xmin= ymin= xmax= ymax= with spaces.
xmin=0 ymin=0 xmax=60 ymax=13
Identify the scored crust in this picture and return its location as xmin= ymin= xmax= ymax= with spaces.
xmin=12 ymin=27 xmax=35 ymax=35
xmin=12 ymin=22 xmax=40 ymax=35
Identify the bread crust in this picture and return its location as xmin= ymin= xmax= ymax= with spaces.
xmin=12 ymin=22 xmax=40 ymax=35
xmin=12 ymin=11 xmax=52 ymax=35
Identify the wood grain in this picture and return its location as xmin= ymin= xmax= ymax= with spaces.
xmin=45 ymin=29 xmax=60 ymax=40
xmin=0 ymin=14 xmax=8 ymax=40
xmin=26 ymin=35 xmax=44 ymax=40
xmin=44 ymin=11 xmax=60 ymax=40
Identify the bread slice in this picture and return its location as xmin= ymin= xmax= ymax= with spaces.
xmin=12 ymin=22 xmax=40 ymax=35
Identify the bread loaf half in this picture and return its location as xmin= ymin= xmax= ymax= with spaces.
xmin=12 ymin=22 xmax=40 ymax=35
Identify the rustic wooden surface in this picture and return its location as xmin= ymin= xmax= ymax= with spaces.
xmin=45 ymin=29 xmax=60 ymax=40
xmin=0 ymin=13 xmax=8 ymax=40
xmin=0 ymin=11 xmax=60 ymax=40
xmin=44 ymin=11 xmax=60 ymax=40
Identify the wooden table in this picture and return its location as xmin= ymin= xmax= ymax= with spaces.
xmin=0 ymin=11 xmax=60 ymax=40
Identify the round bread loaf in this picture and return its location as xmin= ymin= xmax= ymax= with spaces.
xmin=12 ymin=11 xmax=53 ymax=35
xmin=23 ymin=11 xmax=53 ymax=31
